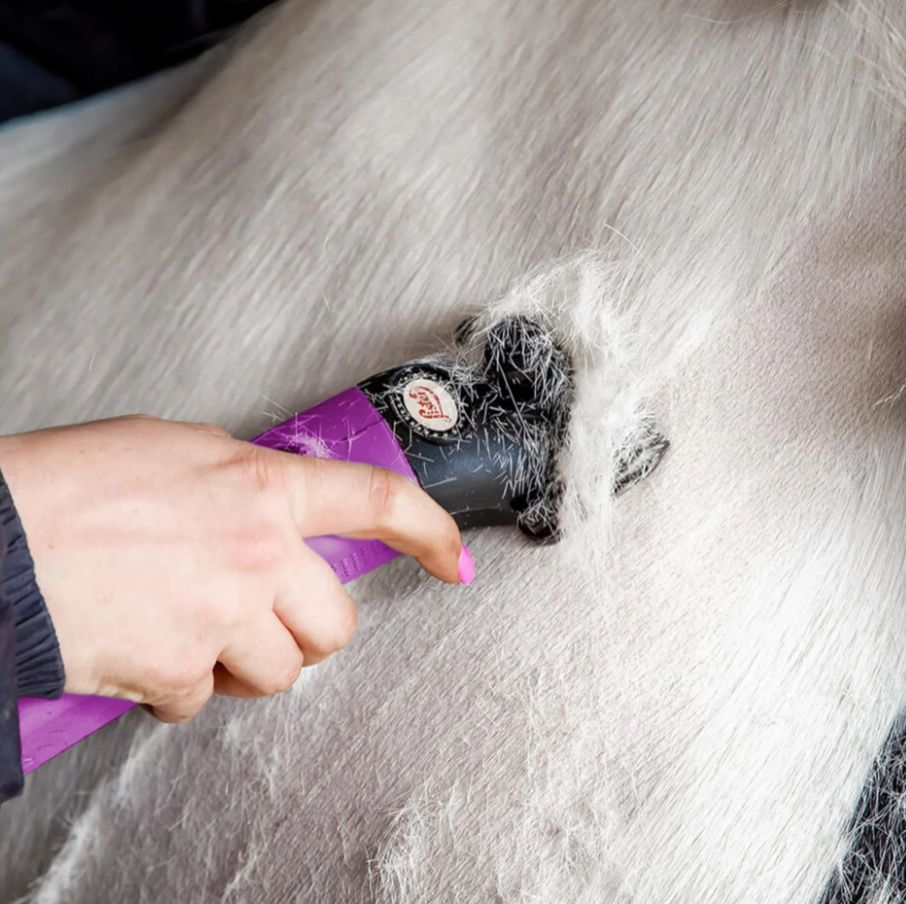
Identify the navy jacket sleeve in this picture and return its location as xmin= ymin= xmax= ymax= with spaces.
xmin=0 ymin=2 xmax=284 ymax=125
xmin=0 ymin=467 xmax=66 ymax=806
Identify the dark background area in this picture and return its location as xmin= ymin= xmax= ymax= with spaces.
xmin=0 ymin=1 xmax=281 ymax=125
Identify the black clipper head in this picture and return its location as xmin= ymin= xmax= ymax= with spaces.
xmin=358 ymin=315 xmax=667 ymax=543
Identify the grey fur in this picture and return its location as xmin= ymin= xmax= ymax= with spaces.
xmin=3 ymin=1 xmax=906 ymax=902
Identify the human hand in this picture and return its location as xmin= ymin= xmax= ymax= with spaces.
xmin=0 ymin=415 xmax=469 ymax=722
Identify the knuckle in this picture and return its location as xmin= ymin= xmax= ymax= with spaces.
xmin=158 ymin=660 xmax=210 ymax=696
xmin=367 ymin=467 xmax=402 ymax=527
xmin=197 ymin=422 xmax=231 ymax=439
xmin=167 ymin=706 xmax=200 ymax=724
xmin=263 ymin=658 xmax=303 ymax=695
xmin=154 ymin=681 xmax=211 ymax=724
xmin=337 ymin=602 xmax=358 ymax=647
xmin=230 ymin=526 xmax=287 ymax=574
xmin=320 ymin=597 xmax=358 ymax=655
xmin=164 ymin=701 xmax=205 ymax=724
xmin=444 ymin=519 xmax=462 ymax=561
xmin=241 ymin=446 xmax=285 ymax=497
xmin=149 ymin=707 xmax=178 ymax=724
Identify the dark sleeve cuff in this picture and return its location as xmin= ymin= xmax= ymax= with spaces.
xmin=0 ymin=585 xmax=24 ymax=804
xmin=0 ymin=468 xmax=65 ymax=699
xmin=0 ymin=466 xmax=66 ymax=805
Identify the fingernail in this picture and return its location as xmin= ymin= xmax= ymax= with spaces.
xmin=458 ymin=545 xmax=475 ymax=585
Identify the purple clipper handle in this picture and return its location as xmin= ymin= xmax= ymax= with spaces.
xmin=17 ymin=388 xmax=417 ymax=775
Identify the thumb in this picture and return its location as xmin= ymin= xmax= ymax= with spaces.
xmin=277 ymin=454 xmax=465 ymax=584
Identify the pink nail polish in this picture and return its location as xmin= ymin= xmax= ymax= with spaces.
xmin=458 ymin=545 xmax=475 ymax=585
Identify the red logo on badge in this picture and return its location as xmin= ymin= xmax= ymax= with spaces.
xmin=403 ymin=378 xmax=458 ymax=432
xmin=408 ymin=385 xmax=450 ymax=423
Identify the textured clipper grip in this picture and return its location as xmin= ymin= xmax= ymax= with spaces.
xmin=17 ymin=387 xmax=417 ymax=776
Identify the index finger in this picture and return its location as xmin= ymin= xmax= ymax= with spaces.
xmin=281 ymin=456 xmax=466 ymax=584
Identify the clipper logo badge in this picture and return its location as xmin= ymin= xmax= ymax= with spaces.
xmin=403 ymin=378 xmax=459 ymax=432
